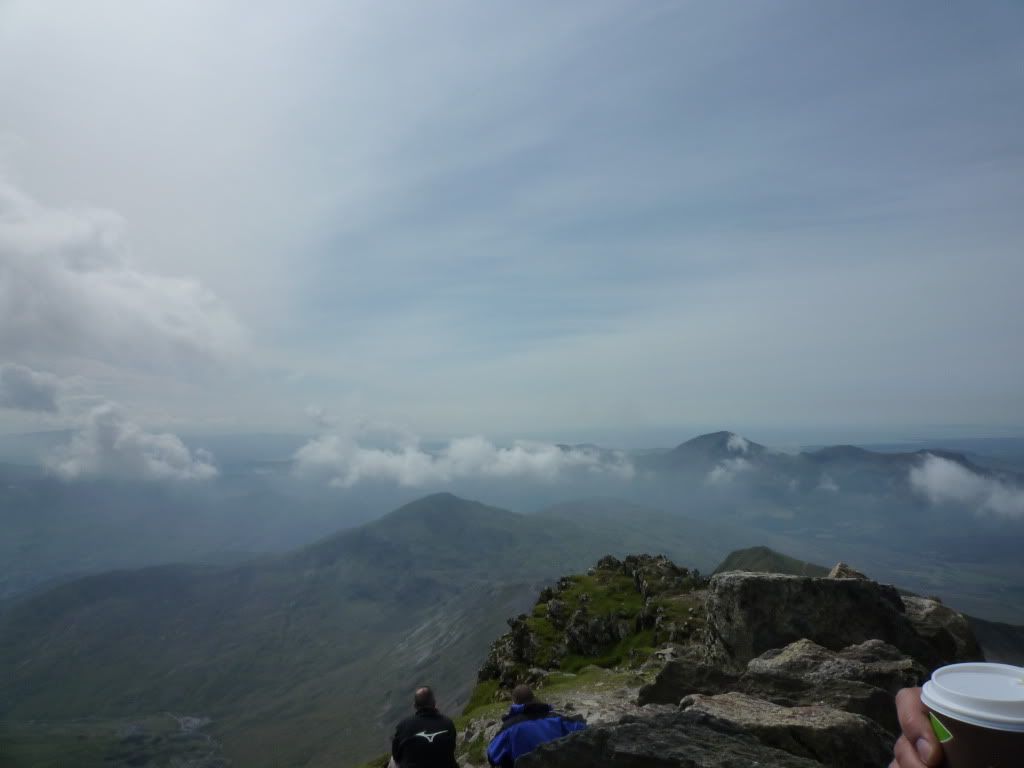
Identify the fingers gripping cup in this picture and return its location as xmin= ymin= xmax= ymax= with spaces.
xmin=920 ymin=663 xmax=1024 ymax=767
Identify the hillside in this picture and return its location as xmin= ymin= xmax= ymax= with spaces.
xmin=0 ymin=493 xmax=746 ymax=768
xmin=712 ymin=545 xmax=829 ymax=577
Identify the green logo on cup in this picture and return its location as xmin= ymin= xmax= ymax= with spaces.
xmin=930 ymin=712 xmax=954 ymax=743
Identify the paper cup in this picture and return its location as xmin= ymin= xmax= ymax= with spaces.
xmin=920 ymin=662 xmax=1024 ymax=767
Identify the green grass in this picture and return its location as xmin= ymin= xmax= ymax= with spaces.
xmin=467 ymin=556 xmax=708 ymax=726
xmin=462 ymin=679 xmax=501 ymax=717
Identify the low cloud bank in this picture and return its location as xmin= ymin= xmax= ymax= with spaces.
xmin=706 ymin=457 xmax=753 ymax=485
xmin=817 ymin=473 xmax=840 ymax=492
xmin=294 ymin=433 xmax=634 ymax=487
xmin=0 ymin=362 xmax=62 ymax=412
xmin=48 ymin=402 xmax=217 ymax=482
xmin=2 ymin=364 xmax=218 ymax=483
xmin=909 ymin=454 xmax=1024 ymax=520
xmin=726 ymin=433 xmax=749 ymax=454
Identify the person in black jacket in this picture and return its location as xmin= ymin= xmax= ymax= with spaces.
xmin=391 ymin=686 xmax=458 ymax=768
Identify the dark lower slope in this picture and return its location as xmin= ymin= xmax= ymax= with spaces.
xmin=967 ymin=616 xmax=1024 ymax=666
xmin=0 ymin=493 xmax=722 ymax=768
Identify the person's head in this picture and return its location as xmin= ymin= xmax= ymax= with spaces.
xmin=511 ymin=684 xmax=534 ymax=705
xmin=414 ymin=686 xmax=436 ymax=711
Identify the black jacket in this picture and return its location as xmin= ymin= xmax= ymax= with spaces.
xmin=391 ymin=707 xmax=457 ymax=768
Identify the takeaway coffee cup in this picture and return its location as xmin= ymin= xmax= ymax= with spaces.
xmin=920 ymin=662 xmax=1024 ymax=767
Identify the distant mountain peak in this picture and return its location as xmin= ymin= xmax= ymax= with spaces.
xmin=674 ymin=431 xmax=765 ymax=456
xmin=381 ymin=492 xmax=497 ymax=522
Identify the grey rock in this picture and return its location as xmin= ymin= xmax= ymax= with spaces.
xmin=680 ymin=692 xmax=891 ymax=768
xmin=739 ymin=639 xmax=925 ymax=733
xmin=744 ymin=638 xmax=924 ymax=693
xmin=828 ymin=562 xmax=868 ymax=579
xmin=546 ymin=599 xmax=568 ymax=628
xmin=704 ymin=572 xmax=951 ymax=669
xmin=638 ymin=658 xmax=739 ymax=705
xmin=517 ymin=709 xmax=823 ymax=767
xmin=901 ymin=595 xmax=982 ymax=664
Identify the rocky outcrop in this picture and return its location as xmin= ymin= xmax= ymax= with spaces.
xmin=703 ymin=571 xmax=970 ymax=670
xmin=565 ymin=607 xmax=633 ymax=656
xmin=517 ymin=709 xmax=824 ymax=767
xmin=744 ymin=638 xmax=925 ymax=694
xmin=477 ymin=554 xmax=706 ymax=689
xmin=640 ymin=637 xmax=923 ymax=734
xmin=828 ymin=561 xmax=868 ymax=579
xmin=463 ymin=557 xmax=985 ymax=768
xmin=680 ymin=692 xmax=892 ymax=768
xmin=901 ymin=594 xmax=982 ymax=663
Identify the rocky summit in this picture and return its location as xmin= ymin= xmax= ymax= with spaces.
xmin=450 ymin=553 xmax=983 ymax=768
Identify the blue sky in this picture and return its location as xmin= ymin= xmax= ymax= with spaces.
xmin=0 ymin=1 xmax=1022 ymax=448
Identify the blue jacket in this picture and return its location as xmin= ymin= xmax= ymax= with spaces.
xmin=486 ymin=702 xmax=586 ymax=767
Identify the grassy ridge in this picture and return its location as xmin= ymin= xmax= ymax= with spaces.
xmin=712 ymin=545 xmax=829 ymax=576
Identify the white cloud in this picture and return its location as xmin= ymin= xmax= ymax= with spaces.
xmin=293 ymin=432 xmax=634 ymax=487
xmin=706 ymin=457 xmax=753 ymax=486
xmin=726 ymin=433 xmax=750 ymax=454
xmin=817 ymin=474 xmax=840 ymax=492
xmin=909 ymin=454 xmax=1024 ymax=520
xmin=0 ymin=362 xmax=61 ymax=412
xmin=47 ymin=402 xmax=217 ymax=482
xmin=0 ymin=179 xmax=244 ymax=373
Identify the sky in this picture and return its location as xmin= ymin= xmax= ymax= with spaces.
xmin=1 ymin=1 xmax=1022 ymax=461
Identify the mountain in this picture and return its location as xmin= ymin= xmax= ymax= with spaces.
xmin=6 ymin=429 xmax=1023 ymax=613
xmin=638 ymin=431 xmax=767 ymax=473
xmin=712 ymin=545 xmax=829 ymax=577
xmin=0 ymin=493 xmax=748 ymax=768
xmin=0 ymin=460 xmax=409 ymax=599
xmin=966 ymin=616 xmax=1024 ymax=666
xmin=445 ymin=553 xmax=987 ymax=768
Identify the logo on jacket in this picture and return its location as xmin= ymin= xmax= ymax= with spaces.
xmin=415 ymin=730 xmax=448 ymax=743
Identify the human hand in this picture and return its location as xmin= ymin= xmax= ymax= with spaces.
xmin=890 ymin=687 xmax=942 ymax=768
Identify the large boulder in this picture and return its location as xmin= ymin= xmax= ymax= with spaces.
xmin=640 ymin=638 xmax=921 ymax=734
xmin=680 ymin=692 xmax=892 ymax=768
xmin=516 ymin=709 xmax=823 ymax=767
xmin=740 ymin=638 xmax=925 ymax=733
xmin=704 ymin=572 xmax=955 ymax=669
xmin=744 ymin=638 xmax=924 ymax=693
xmin=901 ymin=595 xmax=982 ymax=663
xmin=637 ymin=659 xmax=739 ymax=706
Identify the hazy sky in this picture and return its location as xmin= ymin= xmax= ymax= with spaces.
xmin=1 ymin=1 xmax=1022 ymax=447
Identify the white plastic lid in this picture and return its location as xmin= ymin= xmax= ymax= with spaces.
xmin=921 ymin=663 xmax=1024 ymax=732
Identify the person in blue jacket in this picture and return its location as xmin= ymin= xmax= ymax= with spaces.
xmin=486 ymin=684 xmax=586 ymax=767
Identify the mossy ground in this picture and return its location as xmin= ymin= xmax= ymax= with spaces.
xmin=465 ymin=558 xmax=706 ymax=721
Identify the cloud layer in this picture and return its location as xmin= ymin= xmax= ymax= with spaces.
xmin=47 ymin=402 xmax=217 ymax=482
xmin=0 ymin=180 xmax=243 ymax=373
xmin=0 ymin=362 xmax=218 ymax=482
xmin=706 ymin=457 xmax=753 ymax=486
xmin=0 ymin=362 xmax=61 ymax=412
xmin=726 ymin=433 xmax=750 ymax=454
xmin=294 ymin=433 xmax=634 ymax=487
xmin=909 ymin=454 xmax=1024 ymax=519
